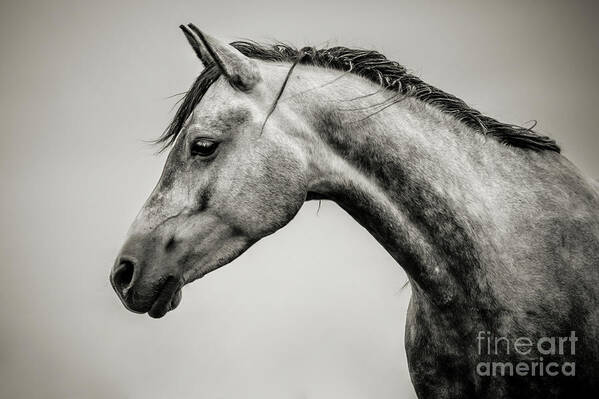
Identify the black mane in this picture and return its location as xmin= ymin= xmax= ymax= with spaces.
xmin=158 ymin=41 xmax=560 ymax=152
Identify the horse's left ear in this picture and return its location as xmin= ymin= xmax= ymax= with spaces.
xmin=180 ymin=23 xmax=261 ymax=91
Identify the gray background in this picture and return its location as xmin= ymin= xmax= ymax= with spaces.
xmin=1 ymin=1 xmax=597 ymax=398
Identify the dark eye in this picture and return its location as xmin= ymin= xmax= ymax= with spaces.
xmin=190 ymin=139 xmax=219 ymax=158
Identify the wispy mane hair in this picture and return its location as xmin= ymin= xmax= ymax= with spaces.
xmin=157 ymin=41 xmax=560 ymax=152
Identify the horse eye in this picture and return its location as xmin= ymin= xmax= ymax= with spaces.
xmin=190 ymin=139 xmax=219 ymax=157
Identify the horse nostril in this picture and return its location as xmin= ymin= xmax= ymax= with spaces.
xmin=112 ymin=258 xmax=136 ymax=295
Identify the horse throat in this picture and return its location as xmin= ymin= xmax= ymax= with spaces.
xmin=303 ymin=93 xmax=497 ymax=306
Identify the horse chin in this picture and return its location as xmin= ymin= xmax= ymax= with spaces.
xmin=147 ymin=277 xmax=183 ymax=319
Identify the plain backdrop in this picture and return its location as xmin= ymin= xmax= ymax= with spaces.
xmin=1 ymin=1 xmax=598 ymax=398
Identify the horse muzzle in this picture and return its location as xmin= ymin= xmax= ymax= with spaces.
xmin=110 ymin=254 xmax=184 ymax=318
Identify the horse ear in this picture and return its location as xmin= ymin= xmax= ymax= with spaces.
xmin=180 ymin=24 xmax=212 ymax=66
xmin=180 ymin=24 xmax=261 ymax=91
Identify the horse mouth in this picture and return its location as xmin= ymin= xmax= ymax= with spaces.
xmin=148 ymin=276 xmax=183 ymax=319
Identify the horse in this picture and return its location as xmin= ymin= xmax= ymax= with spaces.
xmin=110 ymin=24 xmax=599 ymax=398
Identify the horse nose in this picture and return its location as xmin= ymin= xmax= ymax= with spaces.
xmin=110 ymin=257 xmax=138 ymax=298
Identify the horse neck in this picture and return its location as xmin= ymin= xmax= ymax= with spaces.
xmin=285 ymin=67 xmax=522 ymax=305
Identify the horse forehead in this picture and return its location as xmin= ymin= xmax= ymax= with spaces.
xmin=190 ymin=87 xmax=254 ymax=125
xmin=201 ymin=78 xmax=249 ymax=110
xmin=187 ymin=105 xmax=252 ymax=133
